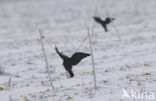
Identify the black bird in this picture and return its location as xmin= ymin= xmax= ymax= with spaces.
xmin=55 ymin=46 xmax=90 ymax=78
xmin=93 ymin=16 xmax=115 ymax=32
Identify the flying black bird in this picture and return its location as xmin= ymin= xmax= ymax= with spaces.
xmin=55 ymin=46 xmax=90 ymax=78
xmin=93 ymin=16 xmax=115 ymax=32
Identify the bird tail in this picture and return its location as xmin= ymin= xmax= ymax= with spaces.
xmin=55 ymin=46 xmax=66 ymax=60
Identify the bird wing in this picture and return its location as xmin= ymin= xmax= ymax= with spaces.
xmin=55 ymin=46 xmax=68 ymax=60
xmin=105 ymin=17 xmax=115 ymax=24
xmin=93 ymin=16 xmax=104 ymax=24
xmin=70 ymin=52 xmax=90 ymax=65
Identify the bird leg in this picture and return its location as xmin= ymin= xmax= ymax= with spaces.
xmin=66 ymin=71 xmax=70 ymax=79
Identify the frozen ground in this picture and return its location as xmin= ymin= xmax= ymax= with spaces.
xmin=0 ymin=0 xmax=156 ymax=101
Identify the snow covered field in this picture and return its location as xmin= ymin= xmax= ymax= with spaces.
xmin=0 ymin=0 xmax=156 ymax=101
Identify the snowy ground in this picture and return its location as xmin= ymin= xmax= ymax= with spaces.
xmin=0 ymin=0 xmax=156 ymax=101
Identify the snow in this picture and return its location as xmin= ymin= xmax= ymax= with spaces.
xmin=0 ymin=0 xmax=156 ymax=101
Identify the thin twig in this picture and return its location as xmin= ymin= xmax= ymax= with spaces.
xmin=88 ymin=28 xmax=97 ymax=90
xmin=74 ymin=35 xmax=88 ymax=53
xmin=104 ymin=6 xmax=122 ymax=41
xmin=111 ymin=23 xmax=122 ymax=41
xmin=91 ymin=7 xmax=98 ymax=42
xmin=39 ymin=29 xmax=54 ymax=90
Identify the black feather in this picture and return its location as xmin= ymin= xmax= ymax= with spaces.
xmin=71 ymin=52 xmax=90 ymax=65
xmin=55 ymin=46 xmax=90 ymax=78
xmin=55 ymin=46 xmax=69 ymax=60
xmin=93 ymin=16 xmax=115 ymax=32
xmin=93 ymin=16 xmax=102 ymax=23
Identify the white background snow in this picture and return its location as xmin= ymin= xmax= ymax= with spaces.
xmin=0 ymin=0 xmax=156 ymax=101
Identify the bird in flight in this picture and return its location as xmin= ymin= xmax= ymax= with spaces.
xmin=55 ymin=46 xmax=90 ymax=78
xmin=93 ymin=16 xmax=115 ymax=32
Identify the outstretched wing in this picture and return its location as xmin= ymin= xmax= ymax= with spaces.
xmin=55 ymin=46 xmax=68 ymax=60
xmin=93 ymin=16 xmax=104 ymax=24
xmin=70 ymin=52 xmax=90 ymax=65
xmin=105 ymin=17 xmax=115 ymax=24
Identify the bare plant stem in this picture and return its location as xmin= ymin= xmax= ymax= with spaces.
xmin=104 ymin=6 xmax=122 ymax=41
xmin=8 ymin=77 xmax=11 ymax=87
xmin=39 ymin=29 xmax=54 ymax=90
xmin=111 ymin=23 xmax=122 ymax=41
xmin=91 ymin=7 xmax=98 ymax=42
xmin=88 ymin=28 xmax=97 ymax=90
